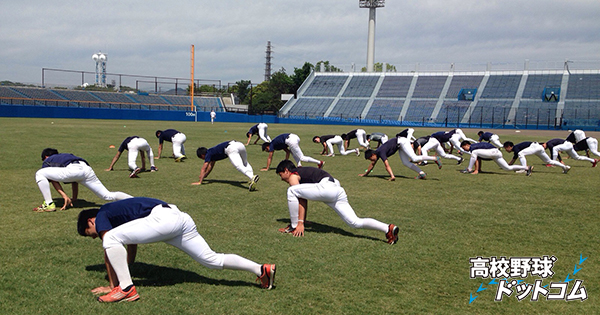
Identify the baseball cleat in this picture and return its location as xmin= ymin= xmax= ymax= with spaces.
xmin=33 ymin=201 xmax=56 ymax=212
xmin=355 ymin=149 xmax=361 ymax=156
xmin=98 ymin=285 xmax=139 ymax=303
xmin=386 ymin=224 xmax=399 ymax=245
xmin=257 ymin=264 xmax=276 ymax=289
xmin=249 ymin=175 xmax=259 ymax=191
xmin=278 ymin=225 xmax=295 ymax=234
xmin=434 ymin=156 xmax=442 ymax=169
xmin=129 ymin=168 xmax=141 ymax=178
xmin=593 ymin=159 xmax=599 ymax=168
xmin=318 ymin=161 xmax=324 ymax=169
xmin=457 ymin=157 xmax=463 ymax=165
xmin=174 ymin=155 xmax=186 ymax=162
xmin=526 ymin=165 xmax=533 ymax=176
xmin=415 ymin=173 xmax=427 ymax=180
xmin=150 ymin=166 xmax=158 ymax=172
xmin=563 ymin=165 xmax=571 ymax=174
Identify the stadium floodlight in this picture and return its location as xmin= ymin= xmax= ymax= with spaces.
xmin=359 ymin=0 xmax=385 ymax=72
xmin=92 ymin=51 xmax=108 ymax=87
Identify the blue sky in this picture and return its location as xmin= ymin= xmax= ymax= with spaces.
xmin=1 ymin=0 xmax=599 ymax=88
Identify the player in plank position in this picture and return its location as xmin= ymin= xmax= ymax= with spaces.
xmin=366 ymin=132 xmax=388 ymax=148
xmin=477 ymin=131 xmax=504 ymax=148
xmin=245 ymin=123 xmax=272 ymax=145
xmin=503 ymin=141 xmax=571 ymax=174
xmin=312 ymin=135 xmax=360 ymax=157
xmin=261 ymin=133 xmax=323 ymax=171
xmin=413 ymin=135 xmax=463 ymax=165
xmin=342 ymin=128 xmax=369 ymax=150
xmin=34 ymin=148 xmax=132 ymax=212
xmin=155 ymin=129 xmax=187 ymax=162
xmin=460 ymin=141 xmax=532 ymax=175
xmin=275 ymin=160 xmax=398 ymax=244
xmin=193 ymin=141 xmax=259 ymax=191
xmin=542 ymin=138 xmax=599 ymax=167
xmin=77 ymin=197 xmax=276 ymax=302
xmin=431 ymin=129 xmax=478 ymax=155
xmin=359 ymin=130 xmax=441 ymax=181
xmin=106 ymin=136 xmax=157 ymax=178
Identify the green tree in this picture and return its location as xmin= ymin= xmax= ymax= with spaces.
xmin=235 ymin=80 xmax=251 ymax=104
xmin=315 ymin=60 xmax=342 ymax=72
xmin=250 ymin=68 xmax=293 ymax=113
xmin=290 ymin=62 xmax=314 ymax=92
xmin=361 ymin=62 xmax=396 ymax=72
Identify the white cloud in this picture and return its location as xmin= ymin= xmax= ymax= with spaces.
xmin=1 ymin=0 xmax=599 ymax=86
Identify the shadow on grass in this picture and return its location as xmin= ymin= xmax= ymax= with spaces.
xmin=275 ymin=218 xmax=383 ymax=243
xmin=202 ymin=179 xmax=248 ymax=189
xmin=85 ymin=262 xmax=257 ymax=288
xmin=52 ymin=198 xmax=102 ymax=209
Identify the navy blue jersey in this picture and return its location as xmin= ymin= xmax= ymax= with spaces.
xmin=269 ymin=133 xmax=290 ymax=152
xmin=248 ymin=124 xmax=259 ymax=135
xmin=118 ymin=136 xmax=139 ymax=152
xmin=292 ymin=167 xmax=333 ymax=184
xmin=574 ymin=138 xmax=590 ymax=151
xmin=205 ymin=141 xmax=231 ymax=162
xmin=320 ymin=135 xmax=336 ymax=143
xmin=95 ymin=197 xmax=169 ymax=236
xmin=413 ymin=136 xmax=430 ymax=150
xmin=566 ymin=132 xmax=577 ymax=144
xmin=158 ymin=129 xmax=180 ymax=144
xmin=345 ymin=129 xmax=358 ymax=139
xmin=42 ymin=153 xmax=88 ymax=168
xmin=544 ymin=138 xmax=565 ymax=152
xmin=431 ymin=130 xmax=455 ymax=143
xmin=478 ymin=132 xmax=494 ymax=142
xmin=468 ymin=142 xmax=496 ymax=152
xmin=375 ymin=138 xmax=399 ymax=161
xmin=511 ymin=142 xmax=533 ymax=159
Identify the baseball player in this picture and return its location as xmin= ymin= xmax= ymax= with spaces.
xmin=460 ymin=141 xmax=532 ymax=175
xmin=342 ymin=129 xmax=369 ymax=150
xmin=566 ymin=129 xmax=587 ymax=144
xmin=275 ymin=160 xmax=399 ymax=244
xmin=106 ymin=136 xmax=157 ymax=178
xmin=572 ymin=137 xmax=600 ymax=158
xmin=193 ymin=141 xmax=260 ymax=191
xmin=395 ymin=129 xmax=443 ymax=177
xmin=312 ymin=135 xmax=360 ymax=157
xmin=360 ymin=133 xmax=440 ymax=181
xmin=155 ymin=129 xmax=187 ymax=162
xmin=477 ymin=131 xmax=504 ymax=148
xmin=542 ymin=138 xmax=599 ymax=167
xmin=431 ymin=129 xmax=478 ymax=155
xmin=503 ymin=141 xmax=571 ymax=174
xmin=77 ymin=197 xmax=276 ymax=302
xmin=366 ymin=132 xmax=389 ymax=148
xmin=210 ymin=110 xmax=216 ymax=124
xmin=245 ymin=123 xmax=272 ymax=145
xmin=414 ymin=135 xmax=463 ymax=165
xmin=34 ymin=148 xmax=132 ymax=212
xmin=260 ymin=133 xmax=324 ymax=171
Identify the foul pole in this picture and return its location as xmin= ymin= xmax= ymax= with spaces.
xmin=190 ymin=45 xmax=195 ymax=112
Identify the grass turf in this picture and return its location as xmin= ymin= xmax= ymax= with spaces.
xmin=0 ymin=117 xmax=598 ymax=314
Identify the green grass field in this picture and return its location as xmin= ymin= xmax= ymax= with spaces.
xmin=0 ymin=117 xmax=598 ymax=314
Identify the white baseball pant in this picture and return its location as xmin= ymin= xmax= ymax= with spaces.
xmin=285 ymin=134 xmax=320 ymax=166
xmin=421 ymin=138 xmax=461 ymax=161
xmin=355 ymin=129 xmax=369 ymax=148
xmin=517 ymin=142 xmax=568 ymax=170
xmin=127 ymin=137 xmax=155 ymax=170
xmin=225 ymin=141 xmax=254 ymax=180
xmin=326 ymin=136 xmax=358 ymax=156
xmin=35 ymin=162 xmax=132 ymax=204
xmin=286 ymin=178 xmax=388 ymax=233
xmin=172 ymin=133 xmax=187 ymax=158
xmin=468 ymin=149 xmax=528 ymax=172
xmin=102 ymin=204 xmax=262 ymax=289
xmin=257 ymin=123 xmax=272 ymax=142
xmin=553 ymin=142 xmax=595 ymax=162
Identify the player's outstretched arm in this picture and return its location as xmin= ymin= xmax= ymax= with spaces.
xmin=261 ymin=151 xmax=275 ymax=171
xmin=51 ymin=181 xmax=72 ymax=210
xmin=106 ymin=151 xmax=122 ymax=171
xmin=382 ymin=160 xmax=395 ymax=181
xmin=192 ymin=161 xmax=213 ymax=185
xmin=359 ymin=160 xmax=377 ymax=177
xmin=155 ymin=143 xmax=163 ymax=159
